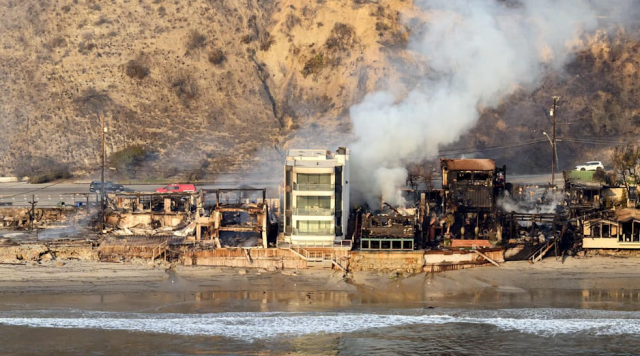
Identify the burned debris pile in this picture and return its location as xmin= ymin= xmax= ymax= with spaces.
xmin=95 ymin=188 xmax=278 ymax=262
xmin=359 ymin=204 xmax=419 ymax=251
xmin=195 ymin=189 xmax=276 ymax=248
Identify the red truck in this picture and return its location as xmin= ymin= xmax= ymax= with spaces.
xmin=155 ymin=183 xmax=197 ymax=193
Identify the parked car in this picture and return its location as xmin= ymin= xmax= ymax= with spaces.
xmin=89 ymin=181 xmax=125 ymax=192
xmin=155 ymin=183 xmax=197 ymax=193
xmin=575 ymin=161 xmax=605 ymax=171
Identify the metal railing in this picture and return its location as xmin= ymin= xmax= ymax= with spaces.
xmin=292 ymin=228 xmax=335 ymax=236
xmin=293 ymin=208 xmax=334 ymax=216
xmin=293 ymin=183 xmax=334 ymax=191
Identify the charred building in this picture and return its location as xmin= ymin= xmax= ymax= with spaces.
xmin=441 ymin=159 xmax=506 ymax=212
xmin=359 ymin=205 xmax=419 ymax=251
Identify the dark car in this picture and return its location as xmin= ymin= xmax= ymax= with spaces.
xmin=89 ymin=181 xmax=125 ymax=193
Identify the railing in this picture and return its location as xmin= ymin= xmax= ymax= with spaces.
xmin=151 ymin=240 xmax=168 ymax=261
xmin=293 ymin=208 xmax=334 ymax=216
xmin=528 ymin=237 xmax=557 ymax=264
xmin=293 ymin=183 xmax=334 ymax=191
xmin=292 ymin=228 xmax=335 ymax=236
xmin=288 ymin=245 xmax=348 ymax=271
xmin=335 ymin=239 xmax=353 ymax=248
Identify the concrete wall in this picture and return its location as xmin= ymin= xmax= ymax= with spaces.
xmin=183 ymin=248 xmax=308 ymax=269
xmin=349 ymin=251 xmax=425 ymax=273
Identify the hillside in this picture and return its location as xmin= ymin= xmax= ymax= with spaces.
xmin=0 ymin=0 xmax=639 ymax=178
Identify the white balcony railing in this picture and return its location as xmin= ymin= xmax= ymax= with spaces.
xmin=293 ymin=183 xmax=334 ymax=191
xmin=293 ymin=228 xmax=335 ymax=236
xmin=293 ymin=208 xmax=334 ymax=216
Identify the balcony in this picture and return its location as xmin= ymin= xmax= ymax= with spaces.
xmin=293 ymin=228 xmax=335 ymax=236
xmin=293 ymin=208 xmax=334 ymax=216
xmin=293 ymin=183 xmax=334 ymax=191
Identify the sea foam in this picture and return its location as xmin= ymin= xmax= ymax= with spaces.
xmin=0 ymin=309 xmax=638 ymax=340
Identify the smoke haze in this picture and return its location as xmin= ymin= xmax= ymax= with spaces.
xmin=349 ymin=0 xmax=631 ymax=207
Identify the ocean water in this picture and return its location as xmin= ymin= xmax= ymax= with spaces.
xmin=1 ymin=308 xmax=639 ymax=355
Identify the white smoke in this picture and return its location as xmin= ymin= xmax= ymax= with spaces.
xmin=349 ymin=0 xmax=628 ymax=207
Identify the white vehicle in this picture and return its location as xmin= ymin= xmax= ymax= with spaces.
xmin=575 ymin=161 xmax=604 ymax=171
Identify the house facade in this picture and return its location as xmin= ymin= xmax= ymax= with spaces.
xmin=283 ymin=148 xmax=350 ymax=246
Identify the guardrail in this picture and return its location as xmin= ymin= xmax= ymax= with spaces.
xmin=292 ymin=228 xmax=335 ymax=236
xmin=293 ymin=183 xmax=334 ymax=191
xmin=293 ymin=208 xmax=334 ymax=216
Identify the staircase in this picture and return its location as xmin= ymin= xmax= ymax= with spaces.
xmin=527 ymin=224 xmax=567 ymax=264
xmin=289 ymin=246 xmax=347 ymax=271
xmin=150 ymin=240 xmax=168 ymax=262
xmin=527 ymin=238 xmax=557 ymax=263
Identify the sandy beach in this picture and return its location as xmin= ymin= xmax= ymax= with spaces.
xmin=1 ymin=256 xmax=639 ymax=312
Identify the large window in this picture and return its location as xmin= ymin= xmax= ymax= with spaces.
xmin=297 ymin=220 xmax=332 ymax=234
xmin=297 ymin=173 xmax=331 ymax=184
xmin=295 ymin=196 xmax=332 ymax=215
xmin=297 ymin=196 xmax=331 ymax=209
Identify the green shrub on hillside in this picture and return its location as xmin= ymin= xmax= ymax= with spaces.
xmin=109 ymin=145 xmax=148 ymax=177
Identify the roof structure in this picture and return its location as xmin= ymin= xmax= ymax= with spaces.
xmin=441 ymin=158 xmax=496 ymax=171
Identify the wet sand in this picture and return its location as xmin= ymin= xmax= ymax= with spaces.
xmin=1 ymin=256 xmax=640 ymax=312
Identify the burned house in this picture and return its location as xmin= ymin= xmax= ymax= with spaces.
xmin=359 ymin=205 xmax=419 ymax=250
xmin=441 ymin=158 xmax=504 ymax=211
xmin=437 ymin=159 xmax=507 ymax=242
xmin=104 ymin=188 xmax=275 ymax=248
xmin=105 ymin=192 xmax=197 ymax=234
xmin=283 ymin=148 xmax=350 ymax=247
xmin=194 ymin=189 xmax=274 ymax=248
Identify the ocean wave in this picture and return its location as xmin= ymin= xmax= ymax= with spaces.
xmin=0 ymin=309 xmax=638 ymax=339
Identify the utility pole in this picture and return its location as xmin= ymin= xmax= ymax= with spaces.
xmin=28 ymin=194 xmax=36 ymax=232
xmin=28 ymin=194 xmax=38 ymax=241
xmin=100 ymin=113 xmax=106 ymax=232
xmin=549 ymin=96 xmax=560 ymax=187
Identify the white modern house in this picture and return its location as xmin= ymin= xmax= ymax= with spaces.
xmin=283 ymin=147 xmax=350 ymax=246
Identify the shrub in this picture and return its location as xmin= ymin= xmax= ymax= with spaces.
xmin=95 ymin=16 xmax=112 ymax=26
xmin=15 ymin=157 xmax=72 ymax=183
xmin=109 ymin=145 xmax=148 ymax=177
xmin=325 ymin=23 xmax=355 ymax=51
xmin=29 ymin=168 xmax=72 ymax=184
xmin=260 ymin=36 xmax=275 ymax=51
xmin=49 ymin=36 xmax=67 ymax=48
xmin=171 ymin=71 xmax=199 ymax=105
xmin=73 ymin=88 xmax=113 ymax=115
xmin=186 ymin=29 xmax=207 ymax=50
xmin=375 ymin=21 xmax=390 ymax=31
xmin=301 ymin=53 xmax=325 ymax=77
xmin=208 ymin=49 xmax=226 ymax=65
xmin=125 ymin=60 xmax=150 ymax=80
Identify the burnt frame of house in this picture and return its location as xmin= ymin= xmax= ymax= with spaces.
xmin=359 ymin=213 xmax=417 ymax=251
xmin=441 ymin=159 xmax=500 ymax=212
xmin=195 ymin=188 xmax=272 ymax=248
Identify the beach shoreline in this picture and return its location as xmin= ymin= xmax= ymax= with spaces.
xmin=1 ymin=256 xmax=639 ymax=313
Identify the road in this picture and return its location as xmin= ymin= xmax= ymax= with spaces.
xmin=0 ymin=174 xmax=561 ymax=208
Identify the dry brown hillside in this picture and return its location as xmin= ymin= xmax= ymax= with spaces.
xmin=0 ymin=0 xmax=414 ymax=178
xmin=1 ymin=0 xmax=639 ymax=178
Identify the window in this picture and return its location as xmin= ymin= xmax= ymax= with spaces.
xmin=296 ymin=196 xmax=331 ymax=210
xmin=297 ymin=173 xmax=331 ymax=184
xmin=297 ymin=220 xmax=331 ymax=233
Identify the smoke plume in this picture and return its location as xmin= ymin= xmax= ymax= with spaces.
xmin=349 ymin=0 xmax=630 ymax=207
